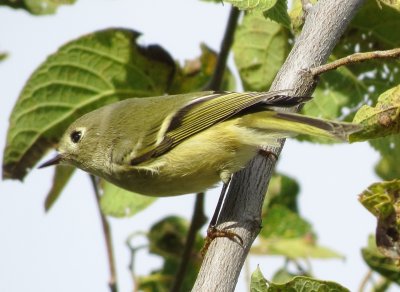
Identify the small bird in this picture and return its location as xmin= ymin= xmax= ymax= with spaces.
xmin=39 ymin=91 xmax=361 ymax=197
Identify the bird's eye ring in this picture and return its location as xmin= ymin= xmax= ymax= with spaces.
xmin=70 ymin=130 xmax=82 ymax=143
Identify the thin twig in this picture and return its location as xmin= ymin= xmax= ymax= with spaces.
xmin=291 ymin=259 xmax=307 ymax=275
xmin=311 ymin=48 xmax=400 ymax=76
xmin=89 ymin=175 xmax=118 ymax=292
xmin=206 ymin=6 xmax=241 ymax=91
xmin=126 ymin=242 xmax=147 ymax=292
xmin=170 ymin=193 xmax=206 ymax=292
xmin=358 ymin=269 xmax=373 ymax=292
xmin=125 ymin=231 xmax=147 ymax=290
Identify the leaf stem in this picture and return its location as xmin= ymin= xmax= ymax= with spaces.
xmin=89 ymin=175 xmax=118 ymax=292
xmin=311 ymin=48 xmax=400 ymax=77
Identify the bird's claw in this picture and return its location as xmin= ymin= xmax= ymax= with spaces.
xmin=258 ymin=149 xmax=278 ymax=161
xmin=201 ymin=225 xmax=243 ymax=257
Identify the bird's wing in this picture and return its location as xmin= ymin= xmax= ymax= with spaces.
xmin=130 ymin=90 xmax=307 ymax=165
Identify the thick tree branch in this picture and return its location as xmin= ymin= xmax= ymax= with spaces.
xmin=301 ymin=0 xmax=313 ymax=17
xmin=311 ymin=48 xmax=400 ymax=76
xmin=192 ymin=0 xmax=366 ymax=291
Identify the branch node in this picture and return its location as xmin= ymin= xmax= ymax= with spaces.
xmin=301 ymin=0 xmax=313 ymax=18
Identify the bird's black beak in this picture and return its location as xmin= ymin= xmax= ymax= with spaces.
xmin=38 ymin=154 xmax=63 ymax=169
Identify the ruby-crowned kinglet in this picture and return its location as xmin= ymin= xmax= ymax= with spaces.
xmin=39 ymin=91 xmax=360 ymax=196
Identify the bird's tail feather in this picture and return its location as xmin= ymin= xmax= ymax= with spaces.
xmin=240 ymin=111 xmax=362 ymax=141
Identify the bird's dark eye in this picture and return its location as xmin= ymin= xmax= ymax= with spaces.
xmin=70 ymin=130 xmax=82 ymax=143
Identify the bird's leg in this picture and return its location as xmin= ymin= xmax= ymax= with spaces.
xmin=209 ymin=180 xmax=229 ymax=228
xmin=201 ymin=150 xmax=278 ymax=255
xmin=201 ymin=177 xmax=243 ymax=256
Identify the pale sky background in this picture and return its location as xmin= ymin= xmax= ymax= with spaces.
xmin=0 ymin=0 xmax=387 ymax=291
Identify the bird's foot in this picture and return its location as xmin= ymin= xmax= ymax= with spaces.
xmin=258 ymin=148 xmax=278 ymax=161
xmin=201 ymin=225 xmax=243 ymax=257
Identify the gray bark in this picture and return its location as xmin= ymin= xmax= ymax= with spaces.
xmin=192 ymin=0 xmax=365 ymax=291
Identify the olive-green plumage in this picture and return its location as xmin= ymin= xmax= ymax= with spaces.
xmin=40 ymin=91 xmax=361 ymax=196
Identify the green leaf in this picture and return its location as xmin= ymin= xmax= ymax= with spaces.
xmin=0 ymin=0 xmax=76 ymax=15
xmin=359 ymin=180 xmax=400 ymax=219
xmin=263 ymin=0 xmax=291 ymax=29
xmin=0 ymin=52 xmax=8 ymax=62
xmin=380 ymin=0 xmax=400 ymax=10
xmin=362 ymin=235 xmax=400 ymax=284
xmin=137 ymin=257 xmax=199 ymax=292
xmin=253 ymin=173 xmax=342 ymax=259
xmin=250 ymin=266 xmax=350 ymax=292
xmin=371 ymin=135 xmax=400 ymax=180
xmin=301 ymin=0 xmax=400 ymax=123
xmin=359 ymin=180 xmax=400 ymax=260
xmin=297 ymin=58 xmax=366 ymax=145
xmin=288 ymin=0 xmax=318 ymax=32
xmin=169 ymin=43 xmax=235 ymax=93
xmin=44 ymin=165 xmax=75 ymax=211
xmin=264 ymin=173 xmax=300 ymax=213
xmin=271 ymin=268 xmax=300 ymax=284
xmin=288 ymin=0 xmax=304 ymax=32
xmin=301 ymin=72 xmax=354 ymax=120
xmin=252 ymin=237 xmax=343 ymax=259
xmin=373 ymin=279 xmax=393 ymax=292
xmin=137 ymin=216 xmax=203 ymax=291
xmin=345 ymin=0 xmax=400 ymax=88
xmin=271 ymin=268 xmax=293 ymax=284
xmin=260 ymin=205 xmax=313 ymax=239
xmin=261 ymin=174 xmax=312 ymax=239
xmin=233 ymin=12 xmax=289 ymax=91
xmin=225 ymin=0 xmax=277 ymax=11
xmin=25 ymin=0 xmax=76 ymax=14
xmin=3 ymin=28 xmax=175 ymax=180
xmin=0 ymin=0 xmax=25 ymax=10
xmin=136 ymin=273 xmax=172 ymax=292
xmin=269 ymin=276 xmax=350 ymax=292
xmin=250 ymin=266 xmax=269 ymax=292
xmin=100 ymin=182 xmax=156 ymax=218
xmin=147 ymin=216 xmax=203 ymax=258
xmin=350 ymin=85 xmax=400 ymax=142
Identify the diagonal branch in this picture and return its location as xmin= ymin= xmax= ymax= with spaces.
xmin=192 ymin=0 xmax=366 ymax=291
xmin=206 ymin=6 xmax=241 ymax=91
xmin=310 ymin=48 xmax=400 ymax=76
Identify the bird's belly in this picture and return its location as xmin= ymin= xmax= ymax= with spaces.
xmin=115 ymin=167 xmax=221 ymax=197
